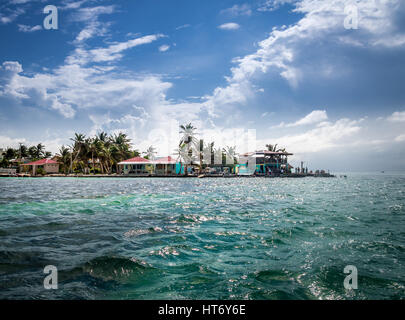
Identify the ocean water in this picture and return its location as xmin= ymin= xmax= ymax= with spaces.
xmin=0 ymin=174 xmax=404 ymax=300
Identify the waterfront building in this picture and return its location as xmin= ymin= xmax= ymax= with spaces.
xmin=154 ymin=156 xmax=177 ymax=175
xmin=238 ymin=150 xmax=293 ymax=175
xmin=118 ymin=157 xmax=152 ymax=175
xmin=21 ymin=159 xmax=59 ymax=175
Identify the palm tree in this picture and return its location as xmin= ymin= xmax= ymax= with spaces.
xmin=28 ymin=146 xmax=37 ymax=160
xmin=110 ymin=132 xmax=132 ymax=173
xmin=179 ymin=123 xmax=198 ymax=148
xmin=68 ymin=144 xmax=74 ymax=173
xmin=81 ymin=137 xmax=93 ymax=174
xmin=58 ymin=145 xmax=71 ymax=174
xmin=27 ymin=143 xmax=47 ymax=160
xmin=100 ymin=145 xmax=113 ymax=174
xmin=92 ymin=134 xmax=105 ymax=174
xmin=88 ymin=138 xmax=99 ymax=174
xmin=223 ymin=146 xmax=237 ymax=165
xmin=144 ymin=146 xmax=157 ymax=160
xmin=70 ymin=133 xmax=86 ymax=170
xmin=97 ymin=131 xmax=108 ymax=143
xmin=36 ymin=143 xmax=45 ymax=158
xmin=266 ymin=144 xmax=278 ymax=152
xmin=174 ymin=145 xmax=190 ymax=175
xmin=4 ymin=148 xmax=16 ymax=160
xmin=18 ymin=143 xmax=28 ymax=160
xmin=178 ymin=123 xmax=199 ymax=175
xmin=66 ymin=131 xmax=139 ymax=175
xmin=264 ymin=144 xmax=290 ymax=172
xmin=266 ymin=143 xmax=288 ymax=153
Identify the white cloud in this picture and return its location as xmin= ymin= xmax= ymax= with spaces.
xmin=70 ymin=5 xmax=116 ymax=43
xmin=0 ymin=134 xmax=66 ymax=154
xmin=221 ymin=4 xmax=252 ymax=16
xmin=75 ymin=21 xmax=109 ymax=42
xmin=0 ymin=7 xmax=25 ymax=24
xmin=387 ymin=111 xmax=405 ymax=122
xmin=71 ymin=5 xmax=115 ymax=22
xmin=176 ymin=24 xmax=191 ymax=30
xmin=62 ymin=0 xmax=90 ymax=10
xmin=213 ymin=0 xmax=405 ymax=100
xmin=258 ymin=0 xmax=296 ymax=12
xmin=18 ymin=24 xmax=42 ymax=32
xmin=218 ymin=23 xmax=240 ymax=30
xmin=395 ymin=134 xmax=405 ymax=142
xmin=275 ymin=110 xmax=328 ymax=128
xmin=0 ymin=135 xmax=27 ymax=149
xmin=264 ymin=118 xmax=362 ymax=155
xmin=0 ymin=59 xmax=172 ymax=119
xmin=159 ymin=44 xmax=170 ymax=52
xmin=10 ymin=0 xmax=35 ymax=4
xmin=67 ymin=34 xmax=164 ymax=64
xmin=2 ymin=0 xmax=405 ymax=169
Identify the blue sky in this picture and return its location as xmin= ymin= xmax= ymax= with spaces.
xmin=1 ymin=0 xmax=405 ymax=171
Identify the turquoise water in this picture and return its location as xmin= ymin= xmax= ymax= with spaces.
xmin=0 ymin=174 xmax=404 ymax=299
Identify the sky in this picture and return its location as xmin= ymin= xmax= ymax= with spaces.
xmin=0 ymin=0 xmax=405 ymax=171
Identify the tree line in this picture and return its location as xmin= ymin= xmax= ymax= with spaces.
xmin=0 ymin=132 xmax=139 ymax=174
xmin=0 ymin=143 xmax=51 ymax=168
xmin=0 ymin=123 xmax=290 ymax=174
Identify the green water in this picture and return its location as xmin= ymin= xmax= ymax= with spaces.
xmin=0 ymin=174 xmax=404 ymax=299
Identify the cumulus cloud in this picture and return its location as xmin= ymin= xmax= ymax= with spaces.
xmin=272 ymin=118 xmax=361 ymax=154
xmin=387 ymin=111 xmax=405 ymax=122
xmin=211 ymin=0 xmax=405 ymax=112
xmin=218 ymin=22 xmax=240 ymax=30
xmin=0 ymin=135 xmax=27 ymax=149
xmin=275 ymin=110 xmax=328 ymax=128
xmin=0 ymin=61 xmax=76 ymax=118
xmin=2 ymin=0 xmax=405 ymax=170
xmin=258 ymin=0 xmax=296 ymax=12
xmin=0 ymin=59 xmax=173 ymax=119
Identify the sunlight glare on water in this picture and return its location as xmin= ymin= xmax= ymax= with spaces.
xmin=0 ymin=174 xmax=404 ymax=299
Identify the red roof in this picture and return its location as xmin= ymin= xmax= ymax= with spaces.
xmin=23 ymin=159 xmax=59 ymax=166
xmin=118 ymin=156 xmax=150 ymax=164
xmin=153 ymin=156 xmax=177 ymax=164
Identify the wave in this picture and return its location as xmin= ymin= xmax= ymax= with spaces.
xmin=59 ymin=256 xmax=155 ymax=285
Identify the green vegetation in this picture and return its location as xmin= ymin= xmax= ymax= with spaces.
xmin=60 ymin=131 xmax=140 ymax=174
xmin=0 ymin=142 xmax=52 ymax=167
xmin=0 ymin=132 xmax=139 ymax=174
xmin=1 ymin=124 xmax=290 ymax=176
xmin=35 ymin=167 xmax=46 ymax=176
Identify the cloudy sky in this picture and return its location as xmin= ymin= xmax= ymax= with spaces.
xmin=0 ymin=0 xmax=405 ymax=171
